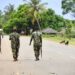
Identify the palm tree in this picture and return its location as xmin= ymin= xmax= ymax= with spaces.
xmin=24 ymin=0 xmax=47 ymax=30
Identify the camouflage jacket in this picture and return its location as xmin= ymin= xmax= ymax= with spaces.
xmin=30 ymin=31 xmax=42 ymax=46
xmin=9 ymin=32 xmax=20 ymax=49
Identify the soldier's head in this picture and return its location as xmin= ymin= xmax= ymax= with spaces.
xmin=13 ymin=27 xmax=17 ymax=32
xmin=36 ymin=28 xmax=39 ymax=31
xmin=33 ymin=26 xmax=39 ymax=32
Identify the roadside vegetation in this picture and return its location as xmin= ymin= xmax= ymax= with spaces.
xmin=43 ymin=34 xmax=75 ymax=45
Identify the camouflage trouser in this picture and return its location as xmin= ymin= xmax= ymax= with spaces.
xmin=12 ymin=48 xmax=19 ymax=60
xmin=34 ymin=45 xmax=41 ymax=59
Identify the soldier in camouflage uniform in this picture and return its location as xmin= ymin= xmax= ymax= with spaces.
xmin=9 ymin=28 xmax=20 ymax=61
xmin=29 ymin=29 xmax=42 ymax=61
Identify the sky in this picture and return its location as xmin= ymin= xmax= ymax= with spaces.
xmin=0 ymin=0 xmax=75 ymax=20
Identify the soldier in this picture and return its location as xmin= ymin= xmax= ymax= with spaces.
xmin=0 ymin=29 xmax=3 ymax=53
xmin=29 ymin=28 xmax=42 ymax=61
xmin=9 ymin=27 xmax=20 ymax=61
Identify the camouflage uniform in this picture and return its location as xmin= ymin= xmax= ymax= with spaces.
xmin=29 ymin=30 xmax=42 ymax=61
xmin=9 ymin=32 xmax=20 ymax=61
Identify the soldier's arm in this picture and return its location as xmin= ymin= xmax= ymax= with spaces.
xmin=40 ymin=34 xmax=42 ymax=45
xmin=18 ymin=34 xmax=20 ymax=46
xmin=40 ymin=36 xmax=42 ymax=43
xmin=9 ymin=34 xmax=12 ymax=40
xmin=29 ymin=34 xmax=33 ymax=45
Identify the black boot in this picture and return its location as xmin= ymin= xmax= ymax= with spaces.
xmin=35 ymin=57 xmax=39 ymax=61
xmin=13 ymin=56 xmax=17 ymax=61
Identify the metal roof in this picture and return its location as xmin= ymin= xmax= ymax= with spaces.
xmin=42 ymin=28 xmax=58 ymax=34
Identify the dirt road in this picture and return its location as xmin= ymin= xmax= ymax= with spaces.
xmin=0 ymin=35 xmax=75 ymax=75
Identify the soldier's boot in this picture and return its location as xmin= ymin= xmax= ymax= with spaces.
xmin=35 ymin=52 xmax=39 ymax=61
xmin=37 ymin=57 xmax=39 ymax=60
xmin=13 ymin=55 xmax=17 ymax=61
xmin=15 ymin=55 xmax=18 ymax=61
xmin=13 ymin=57 xmax=17 ymax=61
xmin=35 ymin=56 xmax=39 ymax=61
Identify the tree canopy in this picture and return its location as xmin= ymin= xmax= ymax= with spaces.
xmin=62 ymin=0 xmax=75 ymax=15
xmin=0 ymin=0 xmax=74 ymax=35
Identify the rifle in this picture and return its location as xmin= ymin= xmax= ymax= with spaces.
xmin=40 ymin=46 xmax=42 ymax=58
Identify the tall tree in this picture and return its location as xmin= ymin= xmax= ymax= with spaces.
xmin=23 ymin=0 xmax=47 ymax=30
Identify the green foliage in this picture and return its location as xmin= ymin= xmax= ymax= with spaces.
xmin=0 ymin=1 xmax=74 ymax=35
xmin=25 ymin=0 xmax=47 ymax=30
xmin=62 ymin=0 xmax=75 ymax=15
xmin=64 ymin=20 xmax=72 ymax=39
xmin=40 ymin=8 xmax=65 ymax=31
xmin=3 ymin=4 xmax=31 ymax=33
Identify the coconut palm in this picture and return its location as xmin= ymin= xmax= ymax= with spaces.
xmin=24 ymin=0 xmax=47 ymax=30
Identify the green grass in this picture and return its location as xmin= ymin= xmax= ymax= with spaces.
xmin=43 ymin=34 xmax=75 ymax=45
xmin=69 ymin=38 xmax=75 ymax=45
